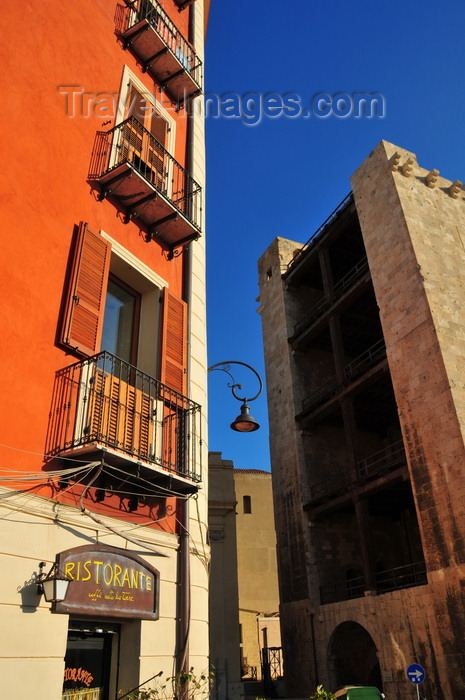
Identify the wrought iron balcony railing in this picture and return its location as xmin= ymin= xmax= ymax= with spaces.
xmin=301 ymin=375 xmax=339 ymax=415
xmin=89 ymin=117 xmax=202 ymax=250
xmin=119 ymin=0 xmax=202 ymax=102
xmin=47 ymin=351 xmax=202 ymax=490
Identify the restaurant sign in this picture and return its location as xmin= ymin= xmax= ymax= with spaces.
xmin=53 ymin=544 xmax=159 ymax=620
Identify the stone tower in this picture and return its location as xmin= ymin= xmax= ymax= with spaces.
xmin=257 ymin=141 xmax=465 ymax=699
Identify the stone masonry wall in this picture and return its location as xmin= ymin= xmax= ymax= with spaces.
xmin=313 ymin=571 xmax=465 ymax=699
xmin=257 ymin=239 xmax=315 ymax=695
xmin=351 ymin=141 xmax=465 ymax=572
xmin=350 ymin=140 xmax=465 ymax=697
xmin=258 ymin=142 xmax=465 ymax=699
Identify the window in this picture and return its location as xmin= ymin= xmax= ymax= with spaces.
xmin=243 ymin=495 xmax=252 ymax=514
xmin=101 ymin=276 xmax=140 ymax=365
xmin=122 ymin=84 xmax=169 ymax=191
xmin=114 ymin=67 xmax=175 ymax=192
xmin=60 ymin=222 xmax=186 ymax=394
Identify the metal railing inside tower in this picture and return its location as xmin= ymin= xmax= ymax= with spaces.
xmin=309 ymin=439 xmax=407 ymax=503
xmin=285 ymin=192 xmax=354 ymax=274
xmin=319 ymin=561 xmax=427 ymax=604
xmin=301 ymin=338 xmax=387 ymax=415
xmin=292 ymin=257 xmax=369 ymax=339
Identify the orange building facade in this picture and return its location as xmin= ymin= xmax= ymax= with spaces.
xmin=0 ymin=1 xmax=209 ymax=697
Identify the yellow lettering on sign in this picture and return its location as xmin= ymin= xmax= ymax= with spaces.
xmin=62 ymin=557 xmax=155 ymax=597
xmin=113 ymin=564 xmax=123 ymax=587
xmin=104 ymin=564 xmax=113 ymax=585
xmin=82 ymin=561 xmax=92 ymax=582
xmin=122 ymin=568 xmax=131 ymax=587
xmin=93 ymin=561 xmax=104 ymax=583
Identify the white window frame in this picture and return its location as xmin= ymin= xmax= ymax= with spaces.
xmin=100 ymin=230 xmax=168 ymax=379
xmin=112 ymin=67 xmax=176 ymax=184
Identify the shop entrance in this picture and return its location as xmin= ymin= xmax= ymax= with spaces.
xmin=62 ymin=621 xmax=120 ymax=700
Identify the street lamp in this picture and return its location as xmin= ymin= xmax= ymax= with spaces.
xmin=208 ymin=361 xmax=263 ymax=432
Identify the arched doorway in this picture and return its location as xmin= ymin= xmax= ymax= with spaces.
xmin=328 ymin=621 xmax=382 ymax=691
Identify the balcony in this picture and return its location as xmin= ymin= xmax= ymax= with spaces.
xmin=47 ymin=351 xmax=202 ymax=494
xmin=299 ymin=338 xmax=387 ymax=418
xmin=89 ymin=117 xmax=202 ymax=253
xmin=357 ymin=439 xmax=407 ymax=482
xmin=173 ymin=0 xmax=196 ymax=9
xmin=319 ymin=561 xmax=427 ymax=604
xmin=290 ymin=257 xmax=370 ymax=347
xmin=284 ymin=193 xmax=354 ymax=282
xmin=119 ymin=0 xmax=202 ymax=103
xmin=310 ymin=466 xmax=352 ymax=503
xmin=307 ymin=440 xmax=408 ymax=506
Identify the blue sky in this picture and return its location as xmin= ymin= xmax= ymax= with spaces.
xmin=204 ymin=0 xmax=465 ymax=471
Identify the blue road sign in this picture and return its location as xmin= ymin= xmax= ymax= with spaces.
xmin=407 ymin=663 xmax=425 ymax=684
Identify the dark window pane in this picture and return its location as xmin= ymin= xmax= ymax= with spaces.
xmin=101 ymin=278 xmax=138 ymax=363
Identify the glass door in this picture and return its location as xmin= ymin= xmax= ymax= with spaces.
xmin=62 ymin=622 xmax=119 ymax=700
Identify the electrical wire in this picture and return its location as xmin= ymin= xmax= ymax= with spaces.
xmin=0 ymin=443 xmax=206 ymax=552
xmin=0 ymin=455 xmax=193 ymax=502
xmin=100 ymin=462 xmax=194 ymax=499
xmin=78 ymin=463 xmax=103 ymax=512
xmin=0 ymin=464 xmax=95 ymax=481
xmin=194 ymin=494 xmax=209 ymax=567
xmin=174 ymin=497 xmax=210 ymax=574
xmin=53 ymin=463 xmax=100 ymax=499
xmin=96 ymin=511 xmax=174 ymax=537
xmin=81 ymin=507 xmax=169 ymax=555
xmin=0 ymin=441 xmax=101 ymax=463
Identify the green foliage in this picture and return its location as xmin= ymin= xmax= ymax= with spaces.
xmin=310 ymin=684 xmax=336 ymax=700
xmin=119 ymin=667 xmax=213 ymax=700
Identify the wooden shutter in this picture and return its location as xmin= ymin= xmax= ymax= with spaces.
xmin=123 ymin=85 xmax=168 ymax=188
xmin=126 ymin=85 xmax=145 ymax=121
xmin=147 ymin=112 xmax=168 ymax=189
xmin=61 ymin=222 xmax=111 ymax=356
xmin=87 ymin=370 xmax=153 ymax=458
xmin=150 ymin=113 xmax=167 ymax=148
xmin=122 ymin=86 xmax=144 ymax=163
xmin=161 ymin=289 xmax=187 ymax=395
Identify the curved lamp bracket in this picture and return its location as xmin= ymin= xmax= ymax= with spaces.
xmin=208 ymin=361 xmax=263 ymax=432
xmin=207 ymin=361 xmax=263 ymax=403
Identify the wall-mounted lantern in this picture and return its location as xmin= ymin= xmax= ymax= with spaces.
xmin=37 ymin=561 xmax=72 ymax=603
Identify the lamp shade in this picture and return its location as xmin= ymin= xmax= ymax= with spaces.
xmin=230 ymin=402 xmax=260 ymax=432
xmin=39 ymin=563 xmax=72 ymax=602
